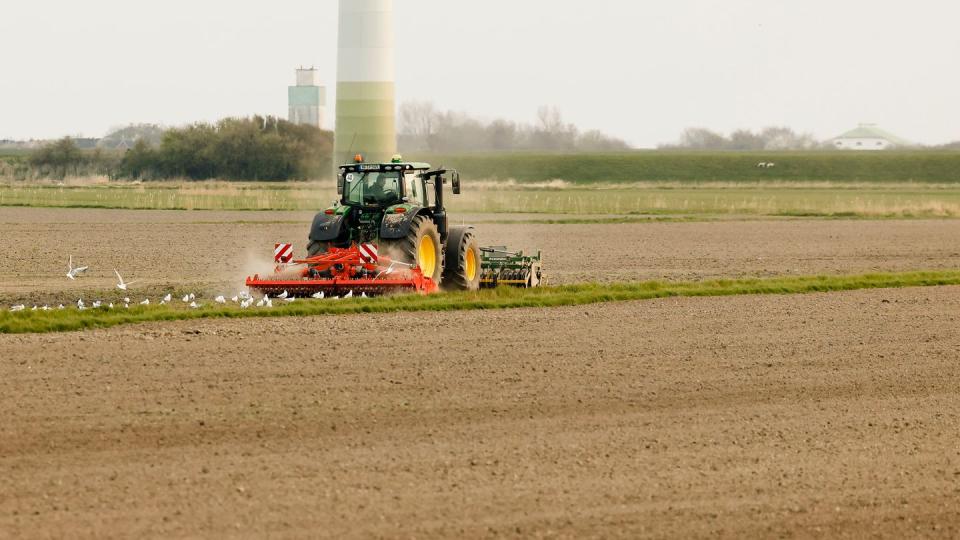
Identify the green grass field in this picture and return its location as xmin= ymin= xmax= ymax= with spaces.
xmin=455 ymin=185 xmax=960 ymax=217
xmin=0 ymin=181 xmax=333 ymax=211
xmin=2 ymin=180 xmax=959 ymax=217
xmin=417 ymin=151 xmax=960 ymax=184
xmin=4 ymin=270 xmax=959 ymax=334
xmin=4 ymin=151 xmax=960 ymax=216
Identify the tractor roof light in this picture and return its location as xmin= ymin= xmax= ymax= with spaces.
xmin=354 ymin=154 xmax=364 ymax=163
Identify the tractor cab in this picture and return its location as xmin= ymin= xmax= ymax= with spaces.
xmin=338 ymin=159 xmax=432 ymax=211
xmin=336 ymin=155 xmax=459 ymax=213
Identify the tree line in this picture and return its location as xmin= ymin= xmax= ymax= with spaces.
xmin=13 ymin=114 xmax=960 ymax=181
xmin=24 ymin=117 xmax=333 ymax=181
xmin=116 ymin=117 xmax=332 ymax=181
xmin=24 ymin=138 xmax=117 ymax=179
xmin=398 ymin=102 xmax=631 ymax=153
xmin=660 ymin=127 xmax=823 ymax=151
xmin=661 ymin=127 xmax=960 ymax=151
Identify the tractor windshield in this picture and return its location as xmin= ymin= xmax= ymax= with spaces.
xmin=344 ymin=171 xmax=402 ymax=206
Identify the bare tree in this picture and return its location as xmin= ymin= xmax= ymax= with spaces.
xmin=577 ymin=130 xmax=630 ymax=151
xmin=487 ymin=119 xmax=518 ymax=151
xmin=728 ymin=129 xmax=765 ymax=150
xmin=678 ymin=128 xmax=726 ymax=150
xmin=530 ymin=106 xmax=578 ymax=150
xmin=398 ymin=101 xmax=437 ymax=138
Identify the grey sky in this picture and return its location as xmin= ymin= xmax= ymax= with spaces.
xmin=1 ymin=0 xmax=958 ymax=146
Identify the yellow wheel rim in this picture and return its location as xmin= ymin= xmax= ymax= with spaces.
xmin=418 ymin=235 xmax=437 ymax=278
xmin=465 ymin=247 xmax=477 ymax=281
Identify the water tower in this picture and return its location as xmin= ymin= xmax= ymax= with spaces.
xmin=288 ymin=68 xmax=327 ymax=129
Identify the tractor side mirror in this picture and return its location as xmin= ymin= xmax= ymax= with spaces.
xmin=336 ymin=173 xmax=345 ymax=195
xmin=451 ymin=171 xmax=461 ymax=195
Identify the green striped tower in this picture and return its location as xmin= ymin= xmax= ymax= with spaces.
xmin=335 ymin=0 xmax=396 ymax=168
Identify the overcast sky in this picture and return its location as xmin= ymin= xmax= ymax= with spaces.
xmin=1 ymin=0 xmax=958 ymax=147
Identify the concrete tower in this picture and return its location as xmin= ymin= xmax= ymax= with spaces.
xmin=334 ymin=0 xmax=396 ymax=167
xmin=288 ymin=68 xmax=327 ymax=129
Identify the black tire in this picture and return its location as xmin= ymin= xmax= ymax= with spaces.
xmin=381 ymin=215 xmax=443 ymax=285
xmin=442 ymin=226 xmax=481 ymax=291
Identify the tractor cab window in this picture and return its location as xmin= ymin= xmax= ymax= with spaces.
xmin=344 ymin=171 xmax=401 ymax=206
xmin=424 ymin=180 xmax=437 ymax=208
xmin=403 ymin=172 xmax=427 ymax=207
xmin=424 ymin=177 xmax=437 ymax=208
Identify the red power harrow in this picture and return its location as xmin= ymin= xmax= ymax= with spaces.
xmin=245 ymin=244 xmax=438 ymax=297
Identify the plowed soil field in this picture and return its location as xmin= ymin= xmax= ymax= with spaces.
xmin=1 ymin=208 xmax=959 ymax=304
xmin=3 ymin=207 xmax=960 ymax=538
xmin=2 ymin=287 xmax=959 ymax=537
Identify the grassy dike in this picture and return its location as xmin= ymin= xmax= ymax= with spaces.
xmin=3 ymin=270 xmax=959 ymax=334
xmin=420 ymin=151 xmax=960 ymax=184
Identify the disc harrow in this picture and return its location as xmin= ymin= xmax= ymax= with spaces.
xmin=480 ymin=247 xmax=543 ymax=289
xmin=246 ymin=244 xmax=438 ymax=297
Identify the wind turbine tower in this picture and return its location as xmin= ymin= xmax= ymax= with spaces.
xmin=335 ymin=0 xmax=396 ymax=166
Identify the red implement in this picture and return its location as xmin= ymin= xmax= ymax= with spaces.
xmin=246 ymin=245 xmax=438 ymax=297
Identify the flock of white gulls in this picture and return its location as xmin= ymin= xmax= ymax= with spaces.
xmin=7 ymin=256 xmax=369 ymax=313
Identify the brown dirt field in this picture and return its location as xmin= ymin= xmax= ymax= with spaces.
xmin=1 ymin=207 xmax=959 ymax=304
xmin=2 ymin=286 xmax=960 ymax=538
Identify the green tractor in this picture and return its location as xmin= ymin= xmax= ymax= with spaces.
xmin=307 ymin=156 xmax=483 ymax=290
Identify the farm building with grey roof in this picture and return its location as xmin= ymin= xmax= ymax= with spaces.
xmin=831 ymin=124 xmax=913 ymax=150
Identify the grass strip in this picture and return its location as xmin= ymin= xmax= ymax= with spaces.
xmin=5 ymin=181 xmax=960 ymax=217
xmin=3 ymin=270 xmax=960 ymax=335
xmin=472 ymin=214 xmax=956 ymax=224
xmin=474 ymin=216 xmax=709 ymax=225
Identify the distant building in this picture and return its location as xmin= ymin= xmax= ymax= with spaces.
xmin=831 ymin=124 xmax=912 ymax=151
xmin=110 ymin=139 xmax=135 ymax=151
xmin=98 ymin=124 xmax=166 ymax=150
xmin=288 ymin=68 xmax=327 ymax=129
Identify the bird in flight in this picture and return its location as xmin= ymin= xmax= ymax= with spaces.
xmin=114 ymin=270 xmax=137 ymax=291
xmin=67 ymin=256 xmax=89 ymax=280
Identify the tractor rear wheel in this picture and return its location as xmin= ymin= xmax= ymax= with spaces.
xmin=382 ymin=215 xmax=443 ymax=286
xmin=443 ymin=226 xmax=481 ymax=291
